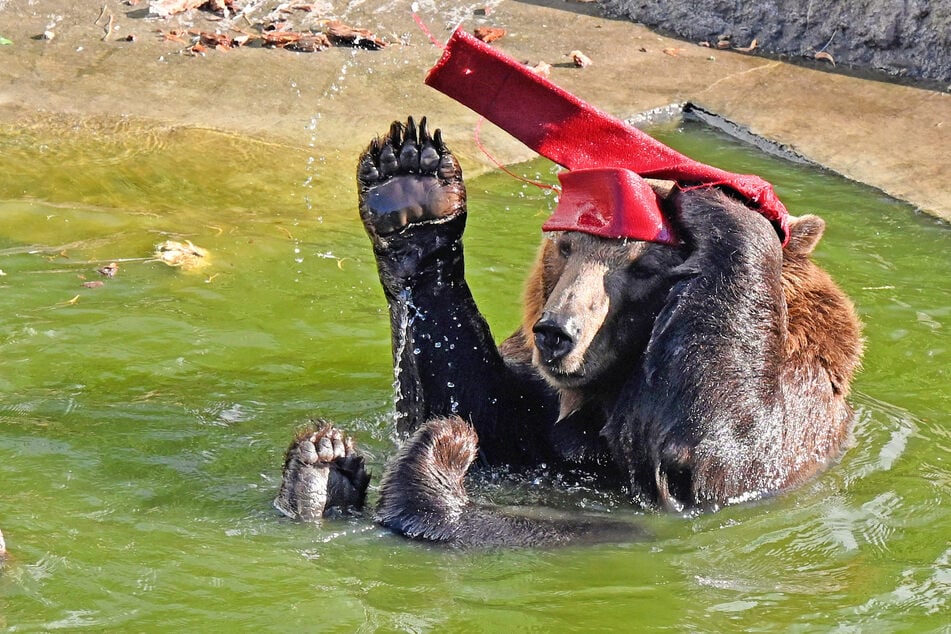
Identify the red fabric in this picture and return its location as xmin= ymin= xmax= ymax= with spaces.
xmin=425 ymin=27 xmax=790 ymax=245
xmin=544 ymin=168 xmax=677 ymax=244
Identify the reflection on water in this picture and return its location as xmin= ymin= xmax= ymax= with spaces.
xmin=0 ymin=119 xmax=948 ymax=631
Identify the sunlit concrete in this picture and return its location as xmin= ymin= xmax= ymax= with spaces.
xmin=0 ymin=0 xmax=947 ymax=220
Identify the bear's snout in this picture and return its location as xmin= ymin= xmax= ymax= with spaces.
xmin=533 ymin=313 xmax=577 ymax=362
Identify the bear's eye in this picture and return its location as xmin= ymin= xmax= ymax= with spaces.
xmin=557 ymin=238 xmax=572 ymax=258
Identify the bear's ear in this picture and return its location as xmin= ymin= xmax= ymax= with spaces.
xmin=784 ymin=214 xmax=826 ymax=256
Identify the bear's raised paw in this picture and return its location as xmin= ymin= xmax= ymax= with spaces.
xmin=274 ymin=422 xmax=369 ymax=521
xmin=357 ymin=117 xmax=466 ymax=239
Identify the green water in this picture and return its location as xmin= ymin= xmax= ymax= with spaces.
xmin=0 ymin=118 xmax=948 ymax=632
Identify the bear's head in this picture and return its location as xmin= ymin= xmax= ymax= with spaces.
xmin=522 ymin=230 xmax=687 ymax=392
xmin=521 ymin=194 xmax=851 ymax=402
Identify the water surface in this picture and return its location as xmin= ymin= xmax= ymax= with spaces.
xmin=0 ymin=119 xmax=948 ymax=632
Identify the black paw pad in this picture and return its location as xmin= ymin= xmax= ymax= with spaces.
xmin=357 ymin=117 xmax=466 ymax=238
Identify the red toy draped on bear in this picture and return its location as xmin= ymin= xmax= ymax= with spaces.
xmin=425 ymin=27 xmax=790 ymax=246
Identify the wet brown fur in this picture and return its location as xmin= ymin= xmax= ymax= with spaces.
xmin=506 ymin=211 xmax=863 ymax=500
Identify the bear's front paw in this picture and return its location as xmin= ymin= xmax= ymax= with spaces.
xmin=274 ymin=422 xmax=370 ymax=521
xmin=357 ymin=117 xmax=466 ymax=240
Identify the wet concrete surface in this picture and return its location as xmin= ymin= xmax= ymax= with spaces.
xmin=0 ymin=0 xmax=948 ymax=221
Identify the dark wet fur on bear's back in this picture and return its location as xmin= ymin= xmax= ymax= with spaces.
xmin=594 ymin=189 xmax=860 ymax=509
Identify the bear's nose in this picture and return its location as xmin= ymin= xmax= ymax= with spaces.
xmin=533 ymin=314 xmax=576 ymax=362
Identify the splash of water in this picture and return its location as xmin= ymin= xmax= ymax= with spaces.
xmin=390 ymin=288 xmax=415 ymax=429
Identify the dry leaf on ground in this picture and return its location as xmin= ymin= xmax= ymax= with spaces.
xmin=325 ymin=21 xmax=386 ymax=49
xmin=473 ymin=26 xmax=506 ymax=43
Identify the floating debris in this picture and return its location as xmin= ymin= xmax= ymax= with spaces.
xmin=815 ymin=51 xmax=836 ymax=66
xmin=98 ymin=262 xmax=119 ymax=278
xmin=153 ymin=240 xmax=210 ymax=271
xmin=83 ymin=280 xmax=105 ymax=289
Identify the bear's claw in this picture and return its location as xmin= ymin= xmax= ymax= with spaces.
xmin=357 ymin=117 xmax=466 ymax=239
xmin=275 ymin=422 xmax=370 ymax=521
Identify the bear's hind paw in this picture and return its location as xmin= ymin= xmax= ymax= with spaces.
xmin=275 ymin=422 xmax=370 ymax=522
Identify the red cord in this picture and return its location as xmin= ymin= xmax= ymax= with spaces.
xmin=411 ymin=11 xmax=445 ymax=49
xmin=413 ymin=12 xmax=556 ymax=193
xmin=474 ymin=117 xmax=558 ymax=192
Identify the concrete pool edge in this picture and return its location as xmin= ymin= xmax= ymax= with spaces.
xmin=630 ymin=103 xmax=943 ymax=224
xmin=0 ymin=0 xmax=947 ymax=223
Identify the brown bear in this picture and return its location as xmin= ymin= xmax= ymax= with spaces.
xmin=276 ymin=117 xmax=863 ymax=547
